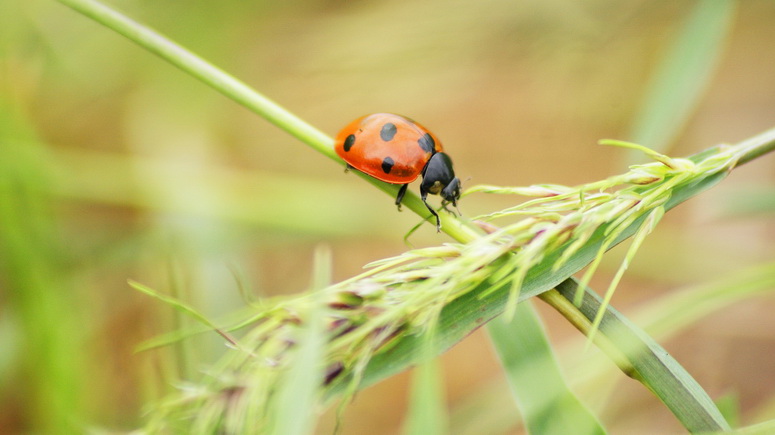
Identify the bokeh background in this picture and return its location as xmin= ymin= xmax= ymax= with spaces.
xmin=2 ymin=0 xmax=775 ymax=433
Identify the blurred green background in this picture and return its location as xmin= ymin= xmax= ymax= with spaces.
xmin=1 ymin=0 xmax=774 ymax=433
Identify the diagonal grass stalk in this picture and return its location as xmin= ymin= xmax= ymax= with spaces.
xmin=54 ymin=0 xmax=775 ymax=433
xmin=55 ymin=0 xmax=482 ymax=244
xmin=134 ymin=130 xmax=773 ymax=433
xmin=550 ymin=279 xmax=732 ymax=432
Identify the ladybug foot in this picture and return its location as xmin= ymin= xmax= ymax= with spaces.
xmin=422 ymin=200 xmax=442 ymax=233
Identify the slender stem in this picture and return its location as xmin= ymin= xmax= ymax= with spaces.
xmin=56 ymin=0 xmax=333 ymax=159
xmin=56 ymin=0 xmax=775 ymax=257
xmin=732 ymin=126 xmax=775 ymax=168
xmin=57 ymin=3 xmax=774 ymax=431
xmin=549 ymin=280 xmax=731 ymax=432
xmin=56 ymin=0 xmax=486 ymax=242
xmin=538 ymin=290 xmax=637 ymax=379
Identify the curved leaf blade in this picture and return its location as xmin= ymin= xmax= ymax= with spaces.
xmin=553 ymin=280 xmax=730 ymax=433
xmin=488 ymin=301 xmax=606 ymax=435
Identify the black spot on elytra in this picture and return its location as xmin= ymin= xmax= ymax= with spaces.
xmin=343 ymin=134 xmax=356 ymax=152
xmin=381 ymin=156 xmax=395 ymax=174
xmin=380 ymin=123 xmax=397 ymax=141
xmin=418 ymin=133 xmax=435 ymax=153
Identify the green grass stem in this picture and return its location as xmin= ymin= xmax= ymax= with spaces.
xmin=53 ymin=1 xmax=775 ymax=433
xmin=551 ymin=279 xmax=731 ymax=433
xmin=55 ymin=0 xmax=332 ymax=158
xmin=55 ymin=0 xmax=483 ymax=243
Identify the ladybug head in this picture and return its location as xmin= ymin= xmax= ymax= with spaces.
xmin=420 ymin=152 xmax=461 ymax=205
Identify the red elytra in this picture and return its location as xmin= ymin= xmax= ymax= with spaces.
xmin=334 ymin=113 xmax=443 ymax=183
xmin=334 ymin=113 xmax=461 ymax=231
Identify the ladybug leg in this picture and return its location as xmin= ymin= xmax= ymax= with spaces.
xmin=441 ymin=201 xmax=456 ymax=216
xmin=441 ymin=199 xmax=461 ymax=217
xmin=420 ymin=190 xmax=441 ymax=232
xmin=344 ymin=164 xmax=353 ymax=173
xmin=395 ymin=183 xmax=409 ymax=211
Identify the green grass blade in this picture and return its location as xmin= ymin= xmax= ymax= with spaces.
xmin=53 ymin=2 xmax=775 ymax=432
xmin=55 ymin=0 xmax=332 ymax=158
xmin=270 ymin=246 xmax=331 ymax=435
xmin=129 ymin=280 xmax=240 ymax=348
xmin=324 ymin=128 xmax=775 ymax=419
xmin=0 ymin=98 xmax=86 ymax=434
xmin=403 ymin=358 xmax=448 ymax=435
xmin=55 ymin=0 xmax=483 ymax=243
xmin=488 ymin=301 xmax=606 ymax=435
xmin=552 ymin=279 xmax=731 ymax=433
xmin=710 ymin=419 xmax=775 ymax=435
xmin=628 ymin=0 xmax=736 ymax=159
xmin=325 ymin=144 xmax=732 ymax=398
xmin=446 ymin=261 xmax=775 ymax=434
xmin=586 ymin=206 xmax=664 ymax=346
xmin=715 ymin=393 xmax=741 ymax=428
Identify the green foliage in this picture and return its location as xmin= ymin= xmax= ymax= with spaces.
xmin=488 ymin=301 xmax=605 ymax=435
xmin=3 ymin=0 xmax=770 ymax=434
xmin=270 ymin=247 xmax=330 ymax=435
xmin=131 ymin=132 xmax=773 ymax=432
xmin=553 ymin=280 xmax=730 ymax=432
xmin=403 ymin=358 xmax=448 ymax=435
xmin=0 ymin=98 xmax=86 ymax=434
xmin=627 ymin=0 xmax=737 ymax=158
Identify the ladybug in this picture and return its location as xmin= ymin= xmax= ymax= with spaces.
xmin=334 ymin=113 xmax=461 ymax=231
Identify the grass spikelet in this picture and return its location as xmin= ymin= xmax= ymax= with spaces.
xmin=472 ymin=139 xmax=740 ymax=324
xmin=586 ymin=206 xmax=665 ymax=347
xmin=135 ymin=136 xmax=768 ymax=432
